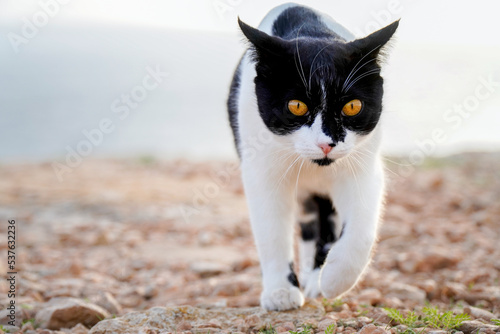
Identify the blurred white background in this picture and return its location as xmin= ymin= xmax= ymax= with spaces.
xmin=1 ymin=0 xmax=500 ymax=163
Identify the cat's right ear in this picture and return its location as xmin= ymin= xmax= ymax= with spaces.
xmin=238 ymin=18 xmax=288 ymax=58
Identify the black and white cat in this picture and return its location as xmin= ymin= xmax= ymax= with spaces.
xmin=227 ymin=3 xmax=399 ymax=311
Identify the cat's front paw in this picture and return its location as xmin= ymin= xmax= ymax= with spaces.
xmin=260 ymin=286 xmax=304 ymax=311
xmin=319 ymin=259 xmax=362 ymax=298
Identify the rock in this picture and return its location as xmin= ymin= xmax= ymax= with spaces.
xmin=358 ymin=288 xmax=383 ymax=306
xmin=0 ymin=325 xmax=20 ymax=333
xmin=318 ymin=318 xmax=336 ymax=331
xmin=357 ymin=317 xmax=374 ymax=326
xmin=417 ymin=279 xmax=438 ymax=294
xmin=365 ymin=308 xmax=392 ymax=325
xmin=233 ymin=318 xmax=249 ymax=332
xmin=302 ymin=318 xmax=318 ymax=328
xmin=397 ymin=249 xmax=462 ymax=274
xmin=381 ymin=297 xmax=404 ymax=309
xmin=386 ymin=283 xmax=426 ymax=303
xmin=392 ymin=325 xmax=408 ymax=333
xmin=416 ymin=248 xmax=462 ymax=272
xmin=359 ymin=324 xmax=388 ymax=334
xmin=396 ymin=253 xmax=419 ymax=273
xmin=71 ymin=323 xmax=91 ymax=334
xmin=117 ymin=289 xmax=143 ymax=308
xmin=245 ymin=314 xmax=261 ymax=328
xmin=213 ymin=279 xmax=252 ymax=297
xmin=232 ymin=257 xmax=257 ymax=272
xmin=190 ymin=261 xmax=228 ymax=278
xmin=193 ymin=326 xmax=219 ymax=333
xmin=458 ymin=320 xmax=500 ymax=334
xmin=35 ymin=297 xmax=110 ymax=330
xmin=281 ymin=321 xmax=296 ymax=331
xmin=442 ymin=282 xmax=468 ymax=299
xmin=477 ymin=329 xmax=496 ymax=334
xmin=337 ymin=309 xmax=353 ymax=319
xmin=21 ymin=321 xmax=35 ymax=332
xmin=275 ymin=321 xmax=295 ymax=333
xmin=0 ymin=308 xmax=24 ymax=327
xmin=137 ymin=285 xmax=158 ymax=300
xmin=90 ymin=292 xmax=122 ymax=315
xmin=89 ymin=304 xmax=325 ymax=334
xmin=199 ymin=319 xmax=222 ymax=328
xmin=427 ymin=331 xmax=447 ymax=334
xmin=344 ymin=327 xmax=356 ymax=334
xmin=274 ymin=326 xmax=290 ymax=333
xmin=197 ymin=231 xmax=214 ymax=246
xmin=176 ymin=321 xmax=192 ymax=331
xmin=341 ymin=319 xmax=360 ymax=329
xmin=69 ymin=259 xmax=84 ymax=276
xmin=464 ymin=306 xmax=496 ymax=321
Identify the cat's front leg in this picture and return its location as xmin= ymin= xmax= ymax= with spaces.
xmin=241 ymin=159 xmax=304 ymax=311
xmin=320 ymin=162 xmax=384 ymax=299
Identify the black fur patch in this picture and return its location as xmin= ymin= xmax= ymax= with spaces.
xmin=300 ymin=221 xmax=317 ymax=241
xmin=299 ymin=195 xmax=339 ymax=269
xmin=227 ymin=60 xmax=242 ymax=155
xmin=313 ymin=196 xmax=337 ymax=268
xmin=312 ymin=158 xmax=334 ymax=166
xmin=272 ymin=6 xmax=340 ymax=40
xmin=287 ymin=262 xmax=300 ymax=287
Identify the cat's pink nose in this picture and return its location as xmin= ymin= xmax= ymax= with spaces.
xmin=318 ymin=143 xmax=333 ymax=155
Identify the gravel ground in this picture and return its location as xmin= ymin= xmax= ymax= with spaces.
xmin=0 ymin=153 xmax=499 ymax=333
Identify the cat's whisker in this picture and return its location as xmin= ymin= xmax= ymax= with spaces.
xmin=345 ymin=155 xmax=370 ymax=210
xmin=342 ymin=58 xmax=377 ymax=92
xmin=342 ymin=44 xmax=382 ymax=92
xmin=265 ymin=157 xmax=301 ymax=204
xmin=294 ymin=159 xmax=305 ymax=201
xmin=308 ymin=64 xmax=328 ymax=88
xmin=351 ymin=148 xmax=403 ymax=181
xmin=344 ymin=68 xmax=381 ymax=93
xmin=349 ymin=151 xmax=370 ymax=174
xmin=381 ymin=163 xmax=402 ymax=178
xmin=294 ymin=23 xmax=309 ymax=94
xmin=379 ymin=156 xmax=409 ymax=178
xmin=294 ymin=54 xmax=308 ymax=91
xmin=270 ymin=153 xmax=301 ymax=196
xmin=307 ymin=41 xmax=336 ymax=88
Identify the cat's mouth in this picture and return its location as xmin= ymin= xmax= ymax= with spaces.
xmin=311 ymin=157 xmax=334 ymax=166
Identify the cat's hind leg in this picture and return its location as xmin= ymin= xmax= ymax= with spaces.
xmin=299 ymin=195 xmax=339 ymax=298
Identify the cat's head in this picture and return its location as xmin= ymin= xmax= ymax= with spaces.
xmin=239 ymin=17 xmax=399 ymax=166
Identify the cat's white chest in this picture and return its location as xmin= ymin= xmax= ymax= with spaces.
xmin=296 ymin=164 xmax=336 ymax=196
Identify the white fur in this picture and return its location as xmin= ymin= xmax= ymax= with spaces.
xmin=298 ymin=239 xmax=316 ymax=283
xmin=304 ymin=268 xmax=322 ymax=298
xmin=237 ymin=4 xmax=385 ymax=311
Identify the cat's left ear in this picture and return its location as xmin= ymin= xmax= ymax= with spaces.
xmin=348 ymin=20 xmax=400 ymax=60
xmin=238 ymin=18 xmax=289 ymax=59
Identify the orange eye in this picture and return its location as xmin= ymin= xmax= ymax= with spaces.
xmin=342 ymin=99 xmax=363 ymax=116
xmin=288 ymin=100 xmax=308 ymax=116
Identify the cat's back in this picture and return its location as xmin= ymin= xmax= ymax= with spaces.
xmin=258 ymin=3 xmax=355 ymax=41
